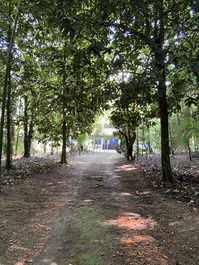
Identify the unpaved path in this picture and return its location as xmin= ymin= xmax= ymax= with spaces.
xmin=0 ymin=152 xmax=198 ymax=265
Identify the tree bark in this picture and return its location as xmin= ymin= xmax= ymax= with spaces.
xmin=15 ymin=126 xmax=20 ymax=155
xmin=23 ymin=120 xmax=33 ymax=158
xmin=6 ymin=68 xmax=12 ymax=169
xmin=23 ymin=96 xmax=29 ymax=157
xmin=15 ymin=100 xmax=22 ymax=156
xmin=136 ymin=127 xmax=139 ymax=157
xmin=126 ymin=144 xmax=133 ymax=160
xmin=132 ymin=131 xmax=136 ymax=159
xmin=147 ymin=128 xmax=152 ymax=154
xmin=23 ymin=96 xmax=34 ymax=158
xmin=51 ymin=144 xmax=54 ymax=155
xmin=153 ymin=0 xmax=176 ymax=183
xmin=142 ymin=128 xmax=144 ymax=157
xmin=125 ymin=131 xmax=136 ymax=161
xmin=176 ymin=112 xmax=181 ymax=126
xmin=124 ymin=134 xmax=130 ymax=160
xmin=5 ymin=5 xmax=13 ymax=170
xmin=61 ymin=118 xmax=67 ymax=163
xmin=155 ymin=51 xmax=175 ymax=182
xmin=60 ymin=41 xmax=67 ymax=163
xmin=127 ymin=129 xmax=133 ymax=160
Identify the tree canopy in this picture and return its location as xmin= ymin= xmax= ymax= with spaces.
xmin=0 ymin=0 xmax=198 ymax=187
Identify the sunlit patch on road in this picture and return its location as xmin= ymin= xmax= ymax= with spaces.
xmin=102 ymin=212 xmax=156 ymax=231
xmin=15 ymin=261 xmax=25 ymax=265
xmin=118 ymin=192 xmax=132 ymax=197
xmin=10 ymin=245 xmax=29 ymax=251
xmin=83 ymin=199 xmax=94 ymax=202
xmin=115 ymin=164 xmax=137 ymax=172
xmin=101 ymin=211 xmax=169 ymax=264
xmin=121 ymin=235 xmax=154 ymax=244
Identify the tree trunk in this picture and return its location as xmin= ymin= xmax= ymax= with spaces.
xmin=142 ymin=128 xmax=144 ymax=157
xmin=0 ymin=0 xmax=21 ymax=189
xmin=61 ymin=118 xmax=67 ymax=163
xmin=23 ymin=97 xmax=34 ymax=158
xmin=127 ymin=144 xmax=133 ymax=161
xmin=126 ymin=147 xmax=131 ymax=160
xmin=125 ymin=135 xmax=130 ymax=160
xmin=125 ymin=131 xmax=136 ymax=161
xmin=28 ymin=120 xmax=33 ymax=156
xmin=51 ymin=144 xmax=54 ymax=155
xmin=15 ymin=100 xmax=22 ymax=156
xmin=131 ymin=131 xmax=136 ymax=159
xmin=24 ymin=124 xmax=33 ymax=158
xmin=23 ymin=96 xmax=29 ymax=157
xmin=60 ymin=41 xmax=67 ymax=163
xmin=6 ymin=68 xmax=12 ymax=169
xmin=15 ymin=127 xmax=20 ymax=155
xmin=136 ymin=127 xmax=139 ymax=158
xmin=176 ymin=112 xmax=181 ymax=126
xmin=156 ymin=54 xmax=175 ymax=182
xmin=128 ymin=129 xmax=133 ymax=160
xmin=24 ymin=140 xmax=31 ymax=157
xmin=153 ymin=0 xmax=176 ymax=183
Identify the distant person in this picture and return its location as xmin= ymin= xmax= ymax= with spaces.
xmin=78 ymin=145 xmax=83 ymax=155
xmin=81 ymin=145 xmax=84 ymax=153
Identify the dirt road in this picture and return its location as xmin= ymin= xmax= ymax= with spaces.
xmin=0 ymin=152 xmax=198 ymax=265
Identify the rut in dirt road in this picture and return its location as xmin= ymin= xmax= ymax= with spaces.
xmin=0 ymin=152 xmax=199 ymax=265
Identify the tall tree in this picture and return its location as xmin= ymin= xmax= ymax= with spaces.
xmin=0 ymin=0 xmax=21 ymax=187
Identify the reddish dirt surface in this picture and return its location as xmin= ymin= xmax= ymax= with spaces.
xmin=0 ymin=152 xmax=199 ymax=265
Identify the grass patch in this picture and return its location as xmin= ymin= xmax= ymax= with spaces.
xmin=76 ymin=253 xmax=104 ymax=265
xmin=66 ymin=207 xmax=114 ymax=265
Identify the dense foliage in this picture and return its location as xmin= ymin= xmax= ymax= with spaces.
xmin=0 ymin=0 xmax=198 ymax=188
